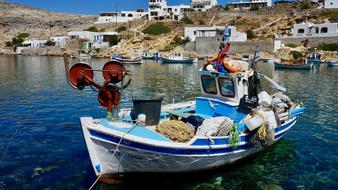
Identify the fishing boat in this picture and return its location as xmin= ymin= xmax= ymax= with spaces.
xmin=63 ymin=43 xmax=305 ymax=177
xmin=161 ymin=53 xmax=196 ymax=64
xmin=274 ymin=60 xmax=313 ymax=69
xmin=327 ymin=60 xmax=338 ymax=67
xmin=112 ymin=54 xmax=142 ymax=64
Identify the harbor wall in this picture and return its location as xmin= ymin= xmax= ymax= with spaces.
xmin=185 ymin=37 xmax=274 ymax=56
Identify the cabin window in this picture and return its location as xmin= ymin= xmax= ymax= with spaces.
xmin=321 ymin=27 xmax=328 ymax=33
xmin=201 ymin=75 xmax=217 ymax=94
xmin=218 ymin=78 xmax=235 ymax=98
xmin=298 ymin=29 xmax=305 ymax=34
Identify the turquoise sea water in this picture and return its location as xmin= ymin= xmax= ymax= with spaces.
xmin=0 ymin=55 xmax=337 ymax=189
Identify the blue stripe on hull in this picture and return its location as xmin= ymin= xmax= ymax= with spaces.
xmin=88 ymin=118 xmax=296 ymax=156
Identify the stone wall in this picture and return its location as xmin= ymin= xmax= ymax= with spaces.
xmin=185 ymin=36 xmax=274 ymax=56
xmin=276 ymin=36 xmax=338 ymax=47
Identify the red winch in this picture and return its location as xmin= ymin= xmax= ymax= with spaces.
xmin=64 ymin=55 xmax=131 ymax=117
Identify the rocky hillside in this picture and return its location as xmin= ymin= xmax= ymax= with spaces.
xmin=0 ymin=1 xmax=97 ymax=46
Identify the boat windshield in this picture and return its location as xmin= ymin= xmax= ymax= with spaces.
xmin=218 ymin=77 xmax=235 ymax=98
xmin=201 ymin=75 xmax=217 ymax=94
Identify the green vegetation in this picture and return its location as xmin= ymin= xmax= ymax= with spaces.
xmin=109 ymin=35 xmax=119 ymax=46
xmin=160 ymin=36 xmax=190 ymax=52
xmin=300 ymin=0 xmax=311 ymax=10
xmin=11 ymin=33 xmax=30 ymax=46
xmin=116 ymin=25 xmax=127 ymax=32
xmin=181 ymin=16 xmax=194 ymax=25
xmin=289 ymin=51 xmax=303 ymax=60
xmin=317 ymin=43 xmax=338 ymax=51
xmin=45 ymin=40 xmax=55 ymax=46
xmin=142 ymin=22 xmax=171 ymax=35
xmin=223 ymin=5 xmax=230 ymax=11
xmin=85 ymin=26 xmax=105 ymax=32
xmin=319 ymin=11 xmax=338 ymax=22
xmin=250 ymin=4 xmax=259 ymax=11
xmin=246 ymin=30 xmax=255 ymax=40
xmin=17 ymin=33 xmax=30 ymax=39
xmin=286 ymin=43 xmax=298 ymax=48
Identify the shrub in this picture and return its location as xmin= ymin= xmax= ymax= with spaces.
xmin=116 ymin=25 xmax=127 ymax=32
xmin=286 ymin=43 xmax=298 ymax=48
xmin=319 ymin=11 xmax=338 ymax=22
xmin=181 ymin=16 xmax=193 ymax=25
xmin=142 ymin=22 xmax=171 ymax=35
xmin=5 ymin=41 xmax=12 ymax=47
xmin=109 ymin=35 xmax=119 ymax=46
xmin=45 ymin=40 xmax=55 ymax=46
xmin=17 ymin=33 xmax=30 ymax=39
xmin=85 ymin=26 xmax=99 ymax=32
xmin=300 ymin=1 xmax=311 ymax=10
xmin=250 ymin=4 xmax=259 ymax=11
xmin=246 ymin=30 xmax=255 ymax=40
xmin=12 ymin=37 xmax=24 ymax=46
xmin=224 ymin=5 xmax=230 ymax=11
xmin=289 ymin=51 xmax=303 ymax=60
xmin=317 ymin=43 xmax=338 ymax=51
xmin=199 ymin=20 xmax=205 ymax=25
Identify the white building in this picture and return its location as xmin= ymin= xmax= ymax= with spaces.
xmin=324 ymin=0 xmax=338 ymax=9
xmin=21 ymin=40 xmax=47 ymax=48
xmin=68 ymin=31 xmax=119 ymax=48
xmin=95 ymin=10 xmax=148 ymax=24
xmin=292 ymin=22 xmax=338 ymax=37
xmin=167 ymin=4 xmax=191 ymax=20
xmin=228 ymin=0 xmax=273 ymax=10
xmin=51 ymin=36 xmax=69 ymax=47
xmin=191 ymin=0 xmax=218 ymax=11
xmin=185 ymin=25 xmax=247 ymax=42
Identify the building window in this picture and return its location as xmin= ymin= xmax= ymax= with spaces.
xmin=128 ymin=14 xmax=133 ymax=17
xmin=194 ymin=31 xmax=197 ymax=35
xmin=320 ymin=27 xmax=328 ymax=33
xmin=298 ymin=28 xmax=305 ymax=34
xmin=201 ymin=75 xmax=217 ymax=94
xmin=315 ymin=28 xmax=319 ymax=33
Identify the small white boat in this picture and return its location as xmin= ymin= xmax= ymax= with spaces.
xmin=327 ymin=60 xmax=338 ymax=67
xmin=161 ymin=53 xmax=196 ymax=64
xmin=142 ymin=51 xmax=161 ymax=60
xmin=63 ymin=54 xmax=305 ymax=177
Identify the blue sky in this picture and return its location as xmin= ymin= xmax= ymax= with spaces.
xmin=6 ymin=0 xmax=234 ymax=15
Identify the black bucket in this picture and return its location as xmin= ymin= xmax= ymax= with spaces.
xmin=130 ymin=97 xmax=163 ymax=126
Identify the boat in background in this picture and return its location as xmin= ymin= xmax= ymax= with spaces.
xmin=327 ymin=60 xmax=338 ymax=67
xmin=161 ymin=53 xmax=196 ymax=64
xmin=274 ymin=59 xmax=313 ymax=70
xmin=112 ymin=54 xmax=142 ymax=64
xmin=261 ymin=58 xmax=281 ymax=63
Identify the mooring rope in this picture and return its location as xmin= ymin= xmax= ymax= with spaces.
xmin=88 ymin=122 xmax=137 ymax=190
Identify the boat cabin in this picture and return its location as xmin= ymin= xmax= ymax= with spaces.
xmin=199 ymin=69 xmax=249 ymax=105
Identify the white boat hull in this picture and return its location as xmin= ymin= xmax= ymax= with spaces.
xmin=80 ymin=116 xmax=297 ymax=176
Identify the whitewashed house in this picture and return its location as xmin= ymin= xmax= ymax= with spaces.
xmin=93 ymin=32 xmax=119 ymax=48
xmin=21 ymin=40 xmax=47 ymax=48
xmin=324 ymin=0 xmax=338 ymax=9
xmin=191 ymin=0 xmax=218 ymax=11
xmin=292 ymin=23 xmax=338 ymax=37
xmin=68 ymin=31 xmax=119 ymax=48
xmin=51 ymin=36 xmax=69 ymax=47
xmin=95 ymin=9 xmax=148 ymax=24
xmin=228 ymin=0 xmax=272 ymax=9
xmin=167 ymin=4 xmax=191 ymax=20
xmin=185 ymin=25 xmax=247 ymax=42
